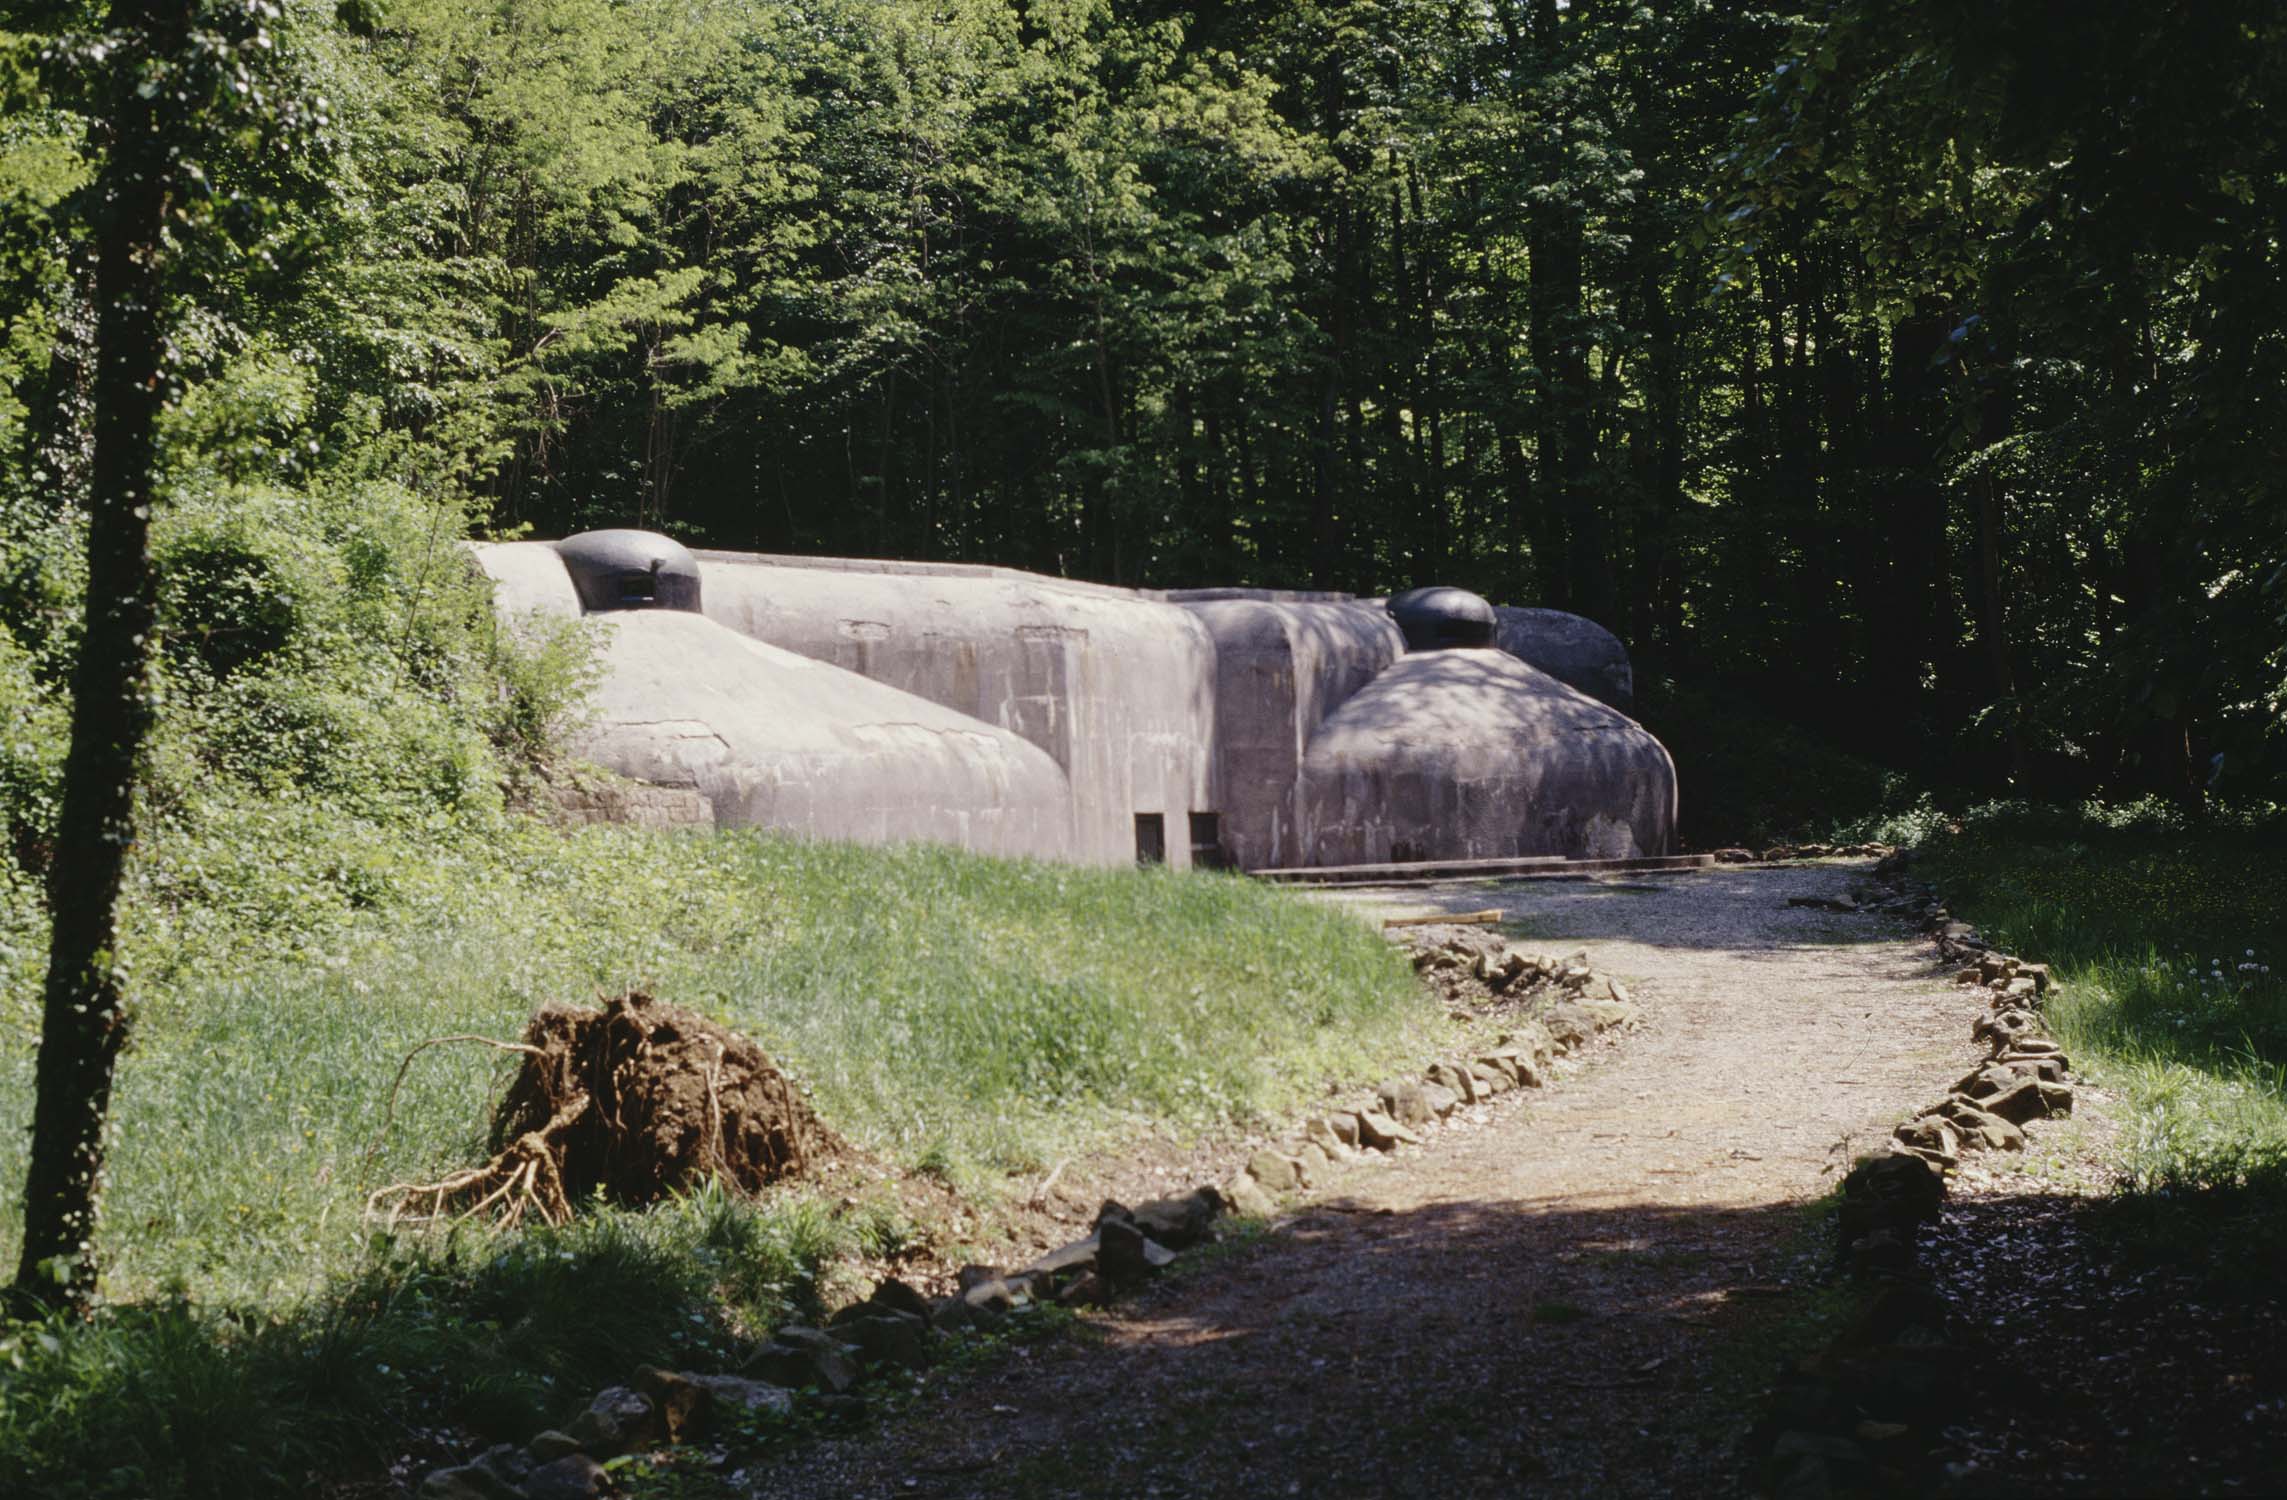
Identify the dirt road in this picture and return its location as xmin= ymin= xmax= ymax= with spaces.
xmin=745 ymin=861 xmax=1991 ymax=1499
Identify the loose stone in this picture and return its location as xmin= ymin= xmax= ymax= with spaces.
xmin=1246 ymin=1148 xmax=1303 ymax=1192
xmin=684 ymin=1374 xmax=794 ymax=1419
xmin=564 ymin=1385 xmax=658 ymax=1456
xmin=1131 ymin=1187 xmax=1222 ymax=1248
xmin=1301 ymin=1115 xmax=1360 ymax=1160
xmin=1222 ymin=1172 xmax=1276 ymax=1216
xmin=524 ymin=1431 xmax=583 ymax=1465
xmin=1375 ymin=1077 xmax=1437 ymax=1127
xmin=1353 ymin=1109 xmax=1422 ymax=1150
xmin=524 ymin=1454 xmax=609 ymax=1500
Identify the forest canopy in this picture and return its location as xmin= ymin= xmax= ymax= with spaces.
xmin=3 ymin=0 xmax=2283 ymax=808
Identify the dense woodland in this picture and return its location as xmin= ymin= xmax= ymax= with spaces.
xmin=0 ymin=0 xmax=2281 ymax=1445
xmin=3 ymin=0 xmax=2283 ymax=805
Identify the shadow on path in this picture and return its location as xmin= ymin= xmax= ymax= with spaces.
xmin=752 ymin=1191 xmax=1840 ymax=1500
xmin=1315 ymin=863 xmax=1921 ymax=957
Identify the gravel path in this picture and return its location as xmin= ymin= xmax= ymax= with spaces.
xmin=743 ymin=861 xmax=1994 ymax=1499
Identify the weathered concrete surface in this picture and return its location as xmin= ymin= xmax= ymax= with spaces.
xmin=577 ymin=611 xmax=1076 ymax=859
xmin=471 ymin=540 xmax=583 ymax=619
xmin=466 ymin=535 xmax=1676 ymax=872
xmin=694 ymin=552 xmax=1215 ymax=867
xmin=1176 ymin=599 xmax=1403 ymax=872
xmin=1495 ymin=605 xmax=1634 ymax=711
xmin=1296 ymin=648 xmax=1676 ymax=865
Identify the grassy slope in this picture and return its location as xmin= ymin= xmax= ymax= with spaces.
xmin=1918 ymin=809 xmax=2287 ymax=1265
xmin=3 ymin=824 xmax=1433 ymax=1306
xmin=0 ymin=823 xmax=1437 ymax=1495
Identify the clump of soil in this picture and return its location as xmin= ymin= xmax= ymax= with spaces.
xmin=370 ymin=991 xmax=840 ymax=1230
xmin=494 ymin=990 xmax=839 ymax=1202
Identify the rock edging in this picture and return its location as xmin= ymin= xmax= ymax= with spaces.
xmin=420 ymin=926 xmax=1645 ymax=1498
xmin=1225 ymin=925 xmax=1642 ymax=1213
xmin=1749 ymin=855 xmax=2076 ymax=1499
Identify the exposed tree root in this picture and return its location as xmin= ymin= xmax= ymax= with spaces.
xmin=368 ymin=1094 xmax=590 ymax=1232
xmin=365 ymin=991 xmax=838 ymax=1231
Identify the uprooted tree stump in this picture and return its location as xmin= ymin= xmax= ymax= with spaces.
xmin=369 ymin=991 xmax=839 ymax=1231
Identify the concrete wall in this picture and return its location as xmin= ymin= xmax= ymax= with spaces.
xmin=578 ymin=611 xmax=1075 ymax=859
xmin=1174 ymin=599 xmax=1403 ymax=871
xmin=1296 ymin=648 xmax=1677 ymax=866
xmin=693 ymin=552 xmax=1218 ymax=867
xmin=473 ymin=540 xmax=584 ymax=619
xmin=1494 ymin=606 xmax=1634 ymax=711
xmin=467 ymin=535 xmax=1676 ymax=870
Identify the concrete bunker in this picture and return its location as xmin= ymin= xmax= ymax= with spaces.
xmin=470 ymin=533 xmax=1677 ymax=870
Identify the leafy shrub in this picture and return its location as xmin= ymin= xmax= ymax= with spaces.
xmin=155 ymin=508 xmax=324 ymax=681
xmin=478 ymin=607 xmax=600 ymax=768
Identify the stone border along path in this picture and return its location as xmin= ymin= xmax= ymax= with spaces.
xmin=710 ymin=859 xmax=2026 ymax=1500
xmin=1744 ymin=858 xmax=2085 ymax=1499
xmin=416 ymin=920 xmax=1650 ymax=1498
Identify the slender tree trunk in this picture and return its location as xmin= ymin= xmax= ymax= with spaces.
xmin=13 ymin=0 xmax=193 ymax=1314
xmin=1637 ymin=265 xmax=1683 ymax=658
xmin=1972 ymin=467 xmax=2026 ymax=786
xmin=1871 ymin=308 xmax=1950 ymax=715
xmin=1526 ymin=0 xmax=1613 ymax=624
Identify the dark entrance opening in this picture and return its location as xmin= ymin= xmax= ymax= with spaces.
xmin=1188 ymin=812 xmax=1223 ymax=868
xmin=1134 ymin=813 xmax=1166 ymax=865
xmin=618 ymin=565 xmax=660 ymax=608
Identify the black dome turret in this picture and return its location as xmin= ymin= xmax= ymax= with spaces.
xmin=555 ymin=529 xmax=702 ymax=613
xmin=1388 ymin=585 xmax=1497 ymax=650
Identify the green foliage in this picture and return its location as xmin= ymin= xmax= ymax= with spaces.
xmin=1721 ymin=0 xmax=2287 ymax=802
xmin=0 ymin=1194 xmax=848 ymax=1500
xmin=1 ymin=0 xmax=2279 ymax=811
xmin=1917 ymin=806 xmax=2287 ymax=1271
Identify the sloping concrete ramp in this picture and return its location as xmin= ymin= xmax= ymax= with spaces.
xmin=582 ymin=611 xmax=1077 ymax=859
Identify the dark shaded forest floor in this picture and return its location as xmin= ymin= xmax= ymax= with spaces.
xmin=1929 ymin=1126 xmax=2287 ymax=1497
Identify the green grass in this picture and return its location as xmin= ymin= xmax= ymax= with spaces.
xmin=1917 ymin=804 xmax=2287 ymax=1268
xmin=3 ymin=822 xmax=1431 ymax=1307
xmin=0 ymin=819 xmax=1437 ymax=1498
xmin=0 ymin=1185 xmax=854 ymax=1499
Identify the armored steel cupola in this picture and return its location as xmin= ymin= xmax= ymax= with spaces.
xmin=555 ymin=529 xmax=702 ymax=613
xmin=1388 ymin=585 xmax=1497 ymax=650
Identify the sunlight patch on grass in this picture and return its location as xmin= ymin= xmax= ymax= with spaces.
xmin=1 ymin=825 xmax=1435 ymax=1307
xmin=1920 ymin=813 xmax=2287 ymax=1262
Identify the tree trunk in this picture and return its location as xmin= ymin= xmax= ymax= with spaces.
xmin=13 ymin=0 xmax=194 ymax=1314
xmin=1637 ymin=264 xmax=1683 ymax=658
xmin=1526 ymin=0 xmax=1613 ymax=625
xmin=1870 ymin=308 xmax=1951 ymax=715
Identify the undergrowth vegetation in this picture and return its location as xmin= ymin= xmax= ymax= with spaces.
xmin=0 ymin=821 xmax=1430 ymax=1497
xmin=0 ymin=1188 xmax=853 ymax=1498
xmin=1 ymin=828 xmax=1430 ymax=1308
xmin=1634 ymin=678 xmax=1937 ymax=850
xmin=1916 ymin=802 xmax=2287 ymax=1272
